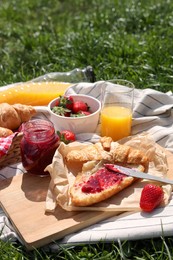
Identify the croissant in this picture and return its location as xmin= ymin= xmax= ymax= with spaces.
xmin=70 ymin=161 xmax=137 ymax=206
xmin=66 ymin=142 xmax=149 ymax=172
xmin=0 ymin=126 xmax=13 ymax=137
xmin=66 ymin=142 xmax=112 ymax=162
xmin=0 ymin=103 xmax=36 ymax=130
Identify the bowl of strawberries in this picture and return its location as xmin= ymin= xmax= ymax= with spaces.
xmin=48 ymin=94 xmax=101 ymax=134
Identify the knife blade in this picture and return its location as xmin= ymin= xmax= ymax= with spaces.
xmin=108 ymin=164 xmax=173 ymax=185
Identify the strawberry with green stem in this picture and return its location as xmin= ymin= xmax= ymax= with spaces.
xmin=72 ymin=100 xmax=90 ymax=114
xmin=140 ymin=184 xmax=164 ymax=212
xmin=57 ymin=130 xmax=76 ymax=144
xmin=58 ymin=95 xmax=74 ymax=110
xmin=51 ymin=106 xmax=71 ymax=117
xmin=52 ymin=95 xmax=74 ymax=116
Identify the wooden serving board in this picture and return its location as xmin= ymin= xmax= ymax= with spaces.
xmin=0 ymin=173 xmax=116 ymax=250
xmin=1 ymin=148 xmax=173 ymax=250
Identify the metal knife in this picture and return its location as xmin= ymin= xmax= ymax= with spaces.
xmin=106 ymin=164 xmax=173 ymax=185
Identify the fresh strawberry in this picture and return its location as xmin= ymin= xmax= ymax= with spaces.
xmin=140 ymin=184 xmax=164 ymax=212
xmin=59 ymin=95 xmax=74 ymax=110
xmin=54 ymin=99 xmax=60 ymax=107
xmin=71 ymin=111 xmax=92 ymax=117
xmin=72 ymin=101 xmax=89 ymax=114
xmin=57 ymin=130 xmax=76 ymax=144
xmin=51 ymin=106 xmax=71 ymax=117
xmin=78 ymin=111 xmax=91 ymax=116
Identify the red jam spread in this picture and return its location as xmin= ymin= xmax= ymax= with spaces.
xmin=81 ymin=164 xmax=126 ymax=193
xmin=20 ymin=119 xmax=59 ymax=176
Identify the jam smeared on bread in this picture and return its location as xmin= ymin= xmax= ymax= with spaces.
xmin=70 ymin=160 xmax=138 ymax=207
xmin=69 ymin=139 xmax=150 ymax=207
xmin=81 ymin=164 xmax=126 ymax=193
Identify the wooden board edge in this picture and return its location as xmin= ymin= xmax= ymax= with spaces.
xmin=23 ymin=211 xmax=119 ymax=250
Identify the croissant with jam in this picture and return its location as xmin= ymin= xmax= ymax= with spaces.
xmin=70 ymin=160 xmax=138 ymax=207
xmin=69 ymin=137 xmax=149 ymax=207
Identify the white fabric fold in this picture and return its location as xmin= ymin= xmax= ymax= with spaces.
xmin=59 ymin=195 xmax=173 ymax=245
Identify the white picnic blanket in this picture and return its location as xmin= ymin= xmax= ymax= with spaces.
xmin=1 ymin=81 xmax=173 ymax=248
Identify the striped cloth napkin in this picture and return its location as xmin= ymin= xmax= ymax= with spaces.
xmin=66 ymin=81 xmax=173 ymax=152
xmin=1 ymin=81 xmax=173 ymax=247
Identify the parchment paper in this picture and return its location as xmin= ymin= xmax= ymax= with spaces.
xmin=45 ymin=133 xmax=172 ymax=212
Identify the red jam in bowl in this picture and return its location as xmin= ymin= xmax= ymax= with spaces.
xmin=81 ymin=164 xmax=126 ymax=193
xmin=20 ymin=119 xmax=59 ymax=176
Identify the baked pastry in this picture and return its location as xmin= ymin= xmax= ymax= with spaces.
xmin=111 ymin=144 xmax=149 ymax=172
xmin=100 ymin=136 xmax=112 ymax=151
xmin=0 ymin=126 xmax=13 ymax=137
xmin=0 ymin=103 xmax=36 ymax=130
xmin=69 ymin=141 xmax=150 ymax=206
xmin=70 ymin=160 xmax=141 ymax=206
xmin=66 ymin=141 xmax=149 ymax=172
xmin=66 ymin=142 xmax=112 ymax=162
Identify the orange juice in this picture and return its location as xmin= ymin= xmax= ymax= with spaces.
xmin=101 ymin=106 xmax=132 ymax=141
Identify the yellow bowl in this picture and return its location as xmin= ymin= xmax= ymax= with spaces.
xmin=0 ymin=82 xmax=72 ymax=106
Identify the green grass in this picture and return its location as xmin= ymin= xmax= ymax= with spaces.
xmin=1 ymin=237 xmax=173 ymax=259
xmin=1 ymin=0 xmax=173 ymax=259
xmin=1 ymin=0 xmax=173 ymax=91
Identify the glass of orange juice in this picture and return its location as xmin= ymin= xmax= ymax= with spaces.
xmin=100 ymin=79 xmax=134 ymax=141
